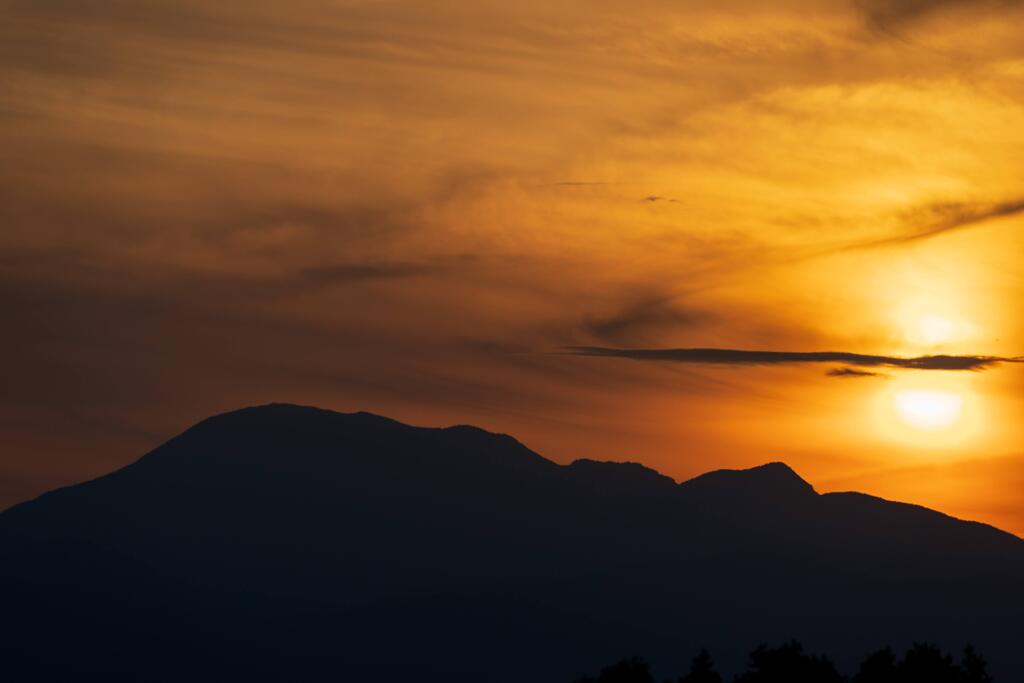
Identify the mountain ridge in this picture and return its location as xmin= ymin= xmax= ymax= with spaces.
xmin=8 ymin=403 xmax=1004 ymax=534
xmin=2 ymin=402 xmax=1022 ymax=682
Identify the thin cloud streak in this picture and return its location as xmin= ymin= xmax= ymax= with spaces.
xmin=764 ymin=198 xmax=1024 ymax=269
xmin=847 ymin=199 xmax=1024 ymax=251
xmin=563 ymin=347 xmax=1022 ymax=372
xmin=299 ymin=258 xmax=471 ymax=286
xmin=827 ymin=367 xmax=884 ymax=378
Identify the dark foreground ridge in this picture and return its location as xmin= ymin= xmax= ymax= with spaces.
xmin=2 ymin=404 xmax=1023 ymax=682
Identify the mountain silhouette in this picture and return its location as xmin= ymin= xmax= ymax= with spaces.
xmin=2 ymin=403 xmax=1022 ymax=682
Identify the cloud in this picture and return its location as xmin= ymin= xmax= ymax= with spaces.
xmin=856 ymin=0 xmax=1022 ymax=28
xmin=858 ymin=0 xmax=965 ymax=26
xmin=827 ymin=367 xmax=884 ymax=378
xmin=853 ymin=199 xmax=1024 ymax=250
xmin=582 ymin=298 xmax=708 ymax=345
xmin=548 ymin=182 xmax=620 ymax=187
xmin=298 ymin=260 xmax=456 ymax=286
xmin=807 ymin=198 xmax=1024 ymax=260
xmin=563 ymin=346 xmax=1022 ymax=371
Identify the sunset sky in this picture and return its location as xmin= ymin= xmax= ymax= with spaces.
xmin=2 ymin=0 xmax=1023 ymax=533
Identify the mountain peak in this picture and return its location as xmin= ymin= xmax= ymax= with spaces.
xmin=745 ymin=461 xmax=812 ymax=487
xmin=195 ymin=403 xmax=404 ymax=429
xmin=567 ymin=458 xmax=678 ymax=494
xmin=123 ymin=402 xmax=557 ymax=484
xmin=680 ymin=460 xmax=817 ymax=499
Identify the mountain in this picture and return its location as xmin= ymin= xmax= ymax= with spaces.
xmin=2 ymin=403 xmax=1022 ymax=682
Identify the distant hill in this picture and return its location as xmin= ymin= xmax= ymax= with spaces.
xmin=2 ymin=404 xmax=1022 ymax=682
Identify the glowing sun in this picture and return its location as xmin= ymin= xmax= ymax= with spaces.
xmin=915 ymin=315 xmax=955 ymax=346
xmin=893 ymin=389 xmax=964 ymax=431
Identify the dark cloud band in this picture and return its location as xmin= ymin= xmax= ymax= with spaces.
xmin=563 ymin=346 xmax=1021 ymax=371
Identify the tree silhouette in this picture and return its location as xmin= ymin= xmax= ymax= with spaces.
xmin=852 ymin=646 xmax=898 ymax=683
xmin=853 ymin=642 xmax=995 ymax=683
xmin=961 ymin=645 xmax=994 ymax=683
xmin=573 ymin=641 xmax=996 ymax=682
xmin=676 ymin=649 xmax=721 ymax=683
xmin=897 ymin=642 xmax=960 ymax=683
xmin=573 ymin=656 xmax=654 ymax=683
xmin=734 ymin=641 xmax=843 ymax=683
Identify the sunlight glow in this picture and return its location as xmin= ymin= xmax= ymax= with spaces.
xmin=893 ymin=389 xmax=963 ymax=431
xmin=915 ymin=315 xmax=955 ymax=346
xmin=900 ymin=309 xmax=974 ymax=350
xmin=872 ymin=374 xmax=986 ymax=452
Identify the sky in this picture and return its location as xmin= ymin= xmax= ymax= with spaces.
xmin=2 ymin=0 xmax=1023 ymax=534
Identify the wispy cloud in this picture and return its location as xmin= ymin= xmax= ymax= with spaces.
xmin=827 ymin=367 xmax=884 ymax=378
xmin=562 ymin=347 xmax=1021 ymax=372
xmin=849 ymin=199 xmax=1024 ymax=251
xmin=546 ymin=181 xmax=622 ymax=187
xmin=299 ymin=260 xmax=461 ymax=286
xmin=582 ymin=297 xmax=708 ymax=345
xmin=857 ymin=0 xmax=1023 ymax=29
xmin=791 ymin=198 xmax=1024 ymax=264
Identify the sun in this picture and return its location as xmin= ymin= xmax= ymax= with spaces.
xmin=915 ymin=315 xmax=955 ymax=346
xmin=893 ymin=389 xmax=963 ymax=431
xmin=874 ymin=377 xmax=984 ymax=450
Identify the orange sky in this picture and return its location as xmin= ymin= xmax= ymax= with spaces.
xmin=2 ymin=0 xmax=1023 ymax=534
